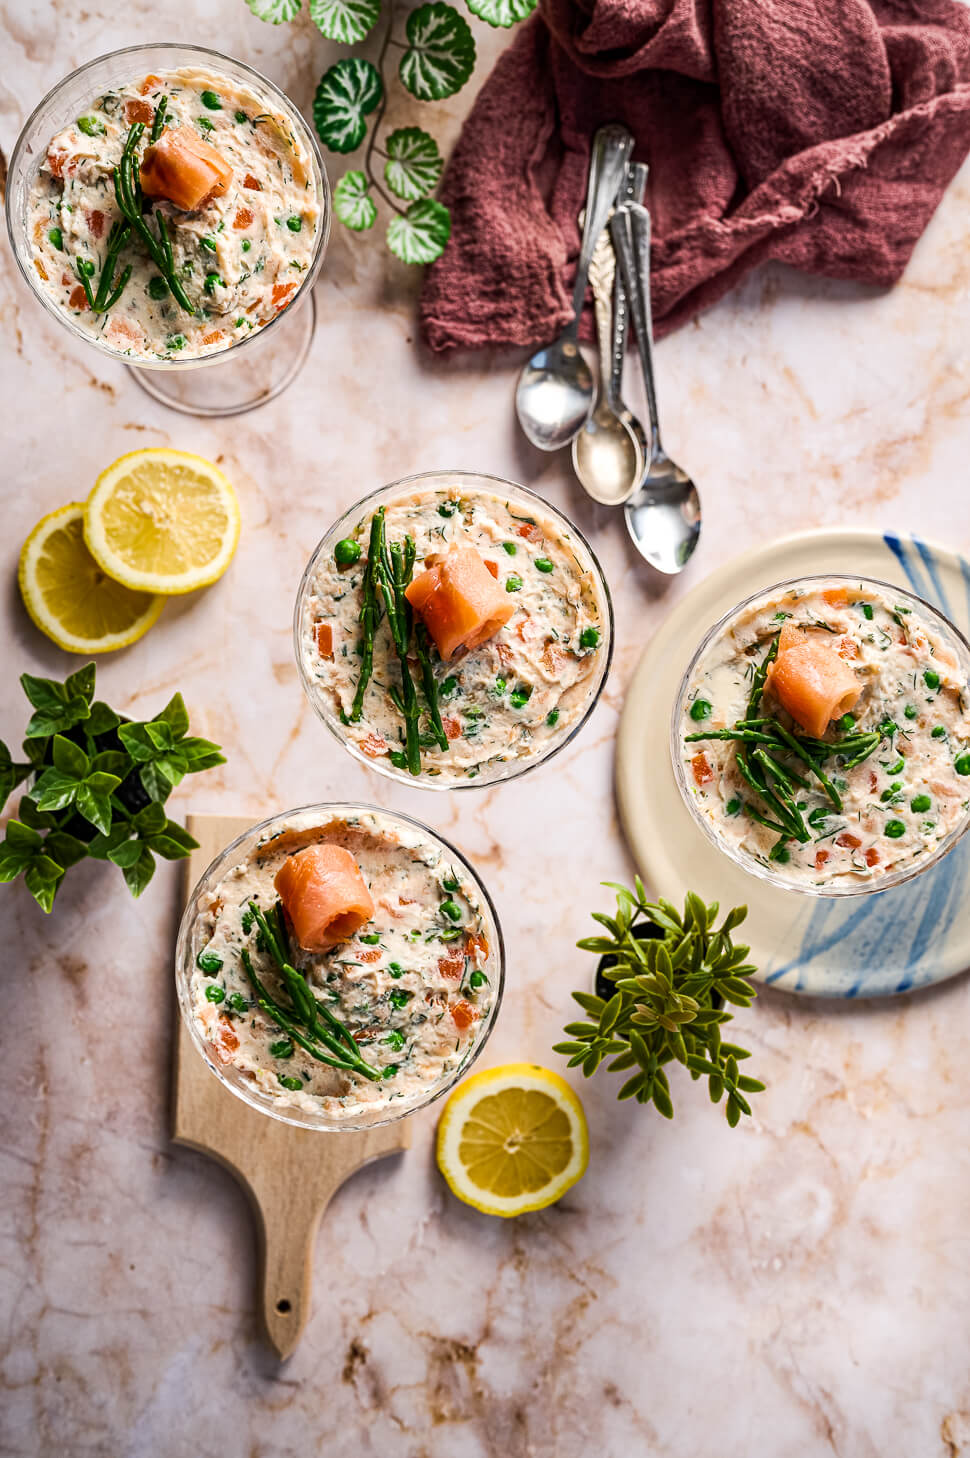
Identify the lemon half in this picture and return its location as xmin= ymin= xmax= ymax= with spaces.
xmin=19 ymin=503 xmax=164 ymax=654
xmin=436 ymin=1063 xmax=589 ymax=1217
xmin=84 ymin=448 xmax=240 ymax=595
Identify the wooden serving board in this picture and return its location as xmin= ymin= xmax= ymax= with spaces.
xmin=172 ymin=814 xmax=410 ymax=1360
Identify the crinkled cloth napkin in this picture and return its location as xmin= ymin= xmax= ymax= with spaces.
xmin=419 ymin=0 xmax=970 ymax=352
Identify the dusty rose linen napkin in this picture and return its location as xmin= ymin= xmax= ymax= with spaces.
xmin=419 ymin=0 xmax=970 ymax=352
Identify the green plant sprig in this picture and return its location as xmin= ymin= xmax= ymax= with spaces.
xmin=553 ymin=882 xmax=765 ymax=1127
xmin=0 ymin=664 xmax=224 ymax=911
xmin=239 ymin=900 xmax=381 ymax=1081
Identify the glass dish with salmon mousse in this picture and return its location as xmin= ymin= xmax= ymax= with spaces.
xmin=673 ymin=576 xmax=970 ymax=896
xmin=176 ymin=805 xmax=504 ymax=1131
xmin=295 ymin=471 xmax=613 ymax=788
xmin=6 ymin=45 xmax=329 ymax=414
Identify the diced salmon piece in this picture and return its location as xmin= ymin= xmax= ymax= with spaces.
xmin=243 ymin=173 xmax=263 ymax=191
xmin=86 ymin=209 xmax=105 ymax=239
xmin=815 ymin=849 xmax=830 ymax=870
xmin=438 ymin=945 xmax=465 ymax=980
xmin=822 ymin=587 xmax=849 ymax=606
xmin=106 ymin=317 xmax=145 ymax=349
xmin=405 ymin=547 xmax=514 ymax=661
xmin=765 ymin=623 xmax=861 ymax=738
xmin=864 ymin=848 xmax=881 ymax=867
xmin=68 ymin=285 xmax=88 ymax=310
xmin=542 ymin=642 xmax=569 ymax=675
xmin=465 ymin=931 xmax=488 ymax=962
xmin=47 ymin=148 xmax=75 ymax=179
xmin=315 ymin=623 xmax=334 ymax=659
xmin=835 ymin=832 xmax=861 ymax=849
xmin=274 ymin=843 xmax=376 ymax=953
xmin=214 ymin=1015 xmax=239 ymax=1063
xmin=140 ymin=74 xmax=163 ymax=94
xmin=484 ymin=559 xmax=499 ymax=579
xmin=836 ymin=636 xmax=858 ymax=660
xmin=496 ymin=642 xmax=513 ymax=670
xmin=359 ymin=733 xmax=388 ymax=758
xmin=140 ymin=126 xmax=233 ymax=211
xmin=442 ymin=716 xmax=462 ymax=740
xmin=35 ymin=258 xmax=49 ymax=282
xmin=691 ymin=752 xmax=714 ymax=787
xmin=124 ymin=98 xmax=155 ymax=126
xmin=516 ymin=521 xmax=540 ymax=540
xmin=233 ymin=206 xmax=254 ymax=230
xmin=451 ymin=999 xmax=478 ymax=1031
xmin=200 ymin=330 xmax=225 ymax=346
xmin=516 ymin=617 xmax=542 ymax=644
xmin=272 ymin=282 xmax=297 ymax=312
xmin=357 ymin=948 xmax=382 ymax=963
xmin=868 ymin=771 xmax=878 ymax=793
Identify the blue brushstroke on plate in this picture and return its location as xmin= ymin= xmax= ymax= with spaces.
xmin=764 ymin=535 xmax=970 ymax=997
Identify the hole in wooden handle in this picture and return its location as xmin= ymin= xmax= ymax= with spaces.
xmin=276 ymin=1298 xmax=293 ymax=1315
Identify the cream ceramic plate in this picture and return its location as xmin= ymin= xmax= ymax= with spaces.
xmin=617 ymin=528 xmax=970 ymax=997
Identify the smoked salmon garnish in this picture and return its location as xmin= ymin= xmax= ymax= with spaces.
xmin=405 ymin=547 xmax=514 ymax=661
xmin=315 ymin=622 xmax=334 ymax=659
xmin=272 ymin=282 xmax=297 ymax=312
xmin=438 ymin=944 xmax=465 ymax=980
xmin=124 ymin=98 xmax=155 ymax=127
xmin=835 ymin=831 xmax=862 ymax=850
xmin=139 ymin=126 xmax=233 ymax=211
xmin=86 ymin=209 xmax=105 ymax=239
xmin=359 ymin=733 xmax=388 ymax=758
xmin=822 ymin=587 xmax=849 ymax=606
xmin=68 ymin=284 xmax=88 ymax=310
xmin=484 ymin=559 xmax=499 ymax=579
xmin=243 ymin=173 xmax=263 ymax=191
xmin=233 ymin=206 xmax=254 ymax=230
xmin=691 ymin=752 xmax=714 ymax=787
xmin=442 ymin=716 xmax=462 ymax=740
xmin=765 ymin=622 xmax=861 ymax=738
xmin=140 ymin=74 xmax=163 ymax=94
xmin=451 ymin=999 xmax=478 ymax=1031
xmin=274 ymin=843 xmax=376 ymax=953
xmin=35 ymin=258 xmax=49 ymax=283
xmin=814 ymin=849 xmax=830 ymax=870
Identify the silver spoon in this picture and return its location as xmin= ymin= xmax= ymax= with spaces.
xmin=572 ymin=162 xmax=649 ymax=504
xmin=610 ymin=201 xmax=701 ymax=574
xmin=515 ymin=124 xmax=633 ymax=451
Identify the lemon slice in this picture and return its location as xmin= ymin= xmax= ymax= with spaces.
xmin=19 ymin=503 xmax=164 ymax=654
xmin=84 ymin=448 xmax=240 ymax=595
xmin=436 ymin=1063 xmax=589 ymax=1217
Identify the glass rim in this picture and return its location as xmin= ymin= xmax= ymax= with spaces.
xmin=293 ymin=468 xmax=616 ymax=791
xmin=174 ymin=801 xmax=507 ymax=1131
xmin=5 ymin=41 xmax=331 ymax=372
xmin=670 ymin=571 xmax=970 ymax=898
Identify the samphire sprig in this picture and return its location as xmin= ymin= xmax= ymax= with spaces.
xmin=553 ymin=881 xmax=765 ymax=1127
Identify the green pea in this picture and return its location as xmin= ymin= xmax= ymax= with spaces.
xmin=48 ymin=227 xmax=63 ymax=250
xmin=770 ymin=844 xmax=790 ymax=863
xmin=77 ymin=258 xmax=95 ymax=278
xmin=201 ymin=237 xmax=218 ymax=253
xmin=384 ymin=1029 xmax=405 ymax=1050
xmin=278 ymin=1074 xmax=303 ymax=1091
xmin=241 ymin=909 xmax=255 ymax=935
xmin=469 ymin=970 xmax=488 ymax=989
xmin=334 ymin=537 xmax=361 ymax=567
xmin=359 ymin=933 xmax=381 ymax=945
xmin=442 ymin=876 xmax=460 ymax=892
xmin=147 ymin=276 xmax=169 ymax=300
xmin=725 ymin=797 xmax=742 ymax=816
xmin=269 ymin=1038 xmax=294 ymax=1059
xmin=955 ymin=751 xmax=970 ymax=775
xmin=911 ymin=794 xmax=932 ymax=813
xmin=689 ymin=699 xmax=712 ymax=722
xmin=502 ymin=542 xmax=517 ymax=555
xmin=440 ymin=900 xmax=462 ymax=922
xmin=931 ymin=725 xmax=947 ymax=739
xmin=877 ymin=719 xmax=897 ymax=739
xmin=534 ymin=558 xmax=554 ymax=573
xmin=904 ymin=705 xmax=918 ymax=720
xmin=204 ymin=272 xmax=223 ymax=294
xmin=235 ymin=318 xmax=245 ymax=327
xmin=861 ymin=603 xmax=874 ymax=620
xmin=286 ymin=216 xmax=303 ymax=232
xmin=580 ymin=627 xmax=600 ymax=650
xmin=388 ymin=962 xmax=404 ymax=979
xmin=389 ymin=989 xmax=413 ymax=1010
xmin=510 ymin=684 xmax=533 ymax=709
xmin=201 ymin=89 xmax=223 ymax=110
xmin=546 ymin=709 xmax=560 ymax=727
xmin=235 ymin=109 xmax=248 ymax=123
xmin=389 ymin=751 xmax=407 ymax=769
xmin=382 ymin=1065 xmax=399 ymax=1080
xmin=506 ymin=575 xmax=523 ymax=593
xmin=196 ymin=950 xmax=223 ymax=973
xmin=924 ymin=669 xmax=940 ymax=690
xmin=204 ymin=985 xmax=225 ymax=1003
xmin=227 ymin=993 xmax=248 ymax=1013
xmin=494 ymin=676 xmax=507 ymax=695
xmin=880 ymin=782 xmax=902 ymax=802
xmin=197 ymin=117 xmax=214 ymax=133
xmin=241 ymin=239 xmax=252 ymax=252
xmin=77 ymin=115 xmax=105 ymax=136
xmin=438 ymin=500 xmax=458 ymax=518
xmin=884 ymin=819 xmax=906 ymax=838
xmin=440 ymin=676 xmax=458 ymax=697
xmin=885 ymin=758 xmax=905 ymax=775
xmin=837 ymin=713 xmax=856 ymax=730
xmin=167 ymin=334 xmax=186 ymax=352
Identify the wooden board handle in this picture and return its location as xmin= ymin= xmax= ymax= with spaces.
xmin=252 ymin=1175 xmax=324 ymax=1358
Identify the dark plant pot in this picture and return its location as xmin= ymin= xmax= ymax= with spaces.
xmin=594 ymin=919 xmax=723 ymax=1010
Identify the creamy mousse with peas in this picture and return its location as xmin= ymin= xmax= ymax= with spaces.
xmin=28 ymin=66 xmax=319 ymax=360
xmin=680 ymin=578 xmax=970 ymax=889
xmin=299 ymin=484 xmax=608 ymax=782
xmin=189 ymin=810 xmax=495 ymax=1119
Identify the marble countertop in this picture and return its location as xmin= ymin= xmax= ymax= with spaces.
xmin=3 ymin=3 xmax=970 ymax=1455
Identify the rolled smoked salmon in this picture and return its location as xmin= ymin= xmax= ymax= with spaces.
xmin=765 ymin=622 xmax=861 ymax=737
xmin=274 ymin=843 xmax=375 ymax=953
xmin=139 ymin=126 xmax=233 ymax=211
xmin=405 ymin=547 xmax=514 ymax=661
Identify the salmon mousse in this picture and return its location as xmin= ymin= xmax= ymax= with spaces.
xmin=185 ymin=810 xmax=499 ymax=1121
xmin=676 ymin=577 xmax=970 ymax=891
xmin=27 ymin=65 xmax=320 ymax=361
xmin=297 ymin=479 xmax=611 ymax=785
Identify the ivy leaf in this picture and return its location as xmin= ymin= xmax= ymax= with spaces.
xmin=117 ymin=722 xmax=156 ymax=762
xmin=465 ymin=0 xmax=536 ymax=24
xmin=387 ymin=198 xmax=451 ymax=264
xmin=334 ymin=171 xmax=378 ymax=231
xmin=244 ymin=0 xmax=302 ymax=20
xmin=399 ymin=3 xmax=476 ymax=103
xmin=85 ymin=825 xmax=134 ymax=861
xmin=309 ymin=0 xmax=380 ymax=43
xmin=313 ymin=59 xmax=383 ymax=154
xmin=139 ymin=759 xmax=179 ymax=802
xmin=384 ymin=128 xmax=443 ymax=201
xmin=90 ymin=750 xmax=130 ymax=779
xmin=133 ymin=802 xmax=167 ymax=835
xmin=123 ymin=846 xmax=156 ymax=898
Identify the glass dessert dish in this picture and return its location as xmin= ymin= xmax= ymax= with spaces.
xmin=294 ymin=470 xmax=614 ymax=790
xmin=671 ymin=574 xmax=970 ymax=897
xmin=175 ymin=803 xmax=505 ymax=1132
xmin=6 ymin=43 xmax=330 ymax=417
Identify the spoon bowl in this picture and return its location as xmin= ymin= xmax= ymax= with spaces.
xmin=573 ymin=406 xmax=646 ymax=506
xmin=516 ymin=342 xmax=594 ymax=452
xmin=624 ymin=448 xmax=701 ymax=574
